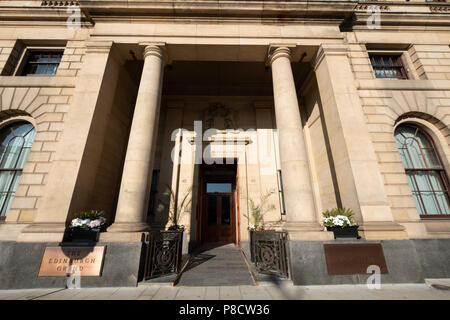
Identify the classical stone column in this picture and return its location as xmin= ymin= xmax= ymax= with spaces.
xmin=268 ymin=46 xmax=322 ymax=233
xmin=108 ymin=44 xmax=166 ymax=232
xmin=314 ymin=44 xmax=407 ymax=240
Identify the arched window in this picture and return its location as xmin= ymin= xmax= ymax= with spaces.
xmin=395 ymin=124 xmax=450 ymax=216
xmin=0 ymin=121 xmax=36 ymax=219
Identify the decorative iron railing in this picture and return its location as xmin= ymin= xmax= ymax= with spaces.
xmin=145 ymin=230 xmax=183 ymax=279
xmin=252 ymin=230 xmax=289 ymax=278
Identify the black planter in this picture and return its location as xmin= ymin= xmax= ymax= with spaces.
xmin=326 ymin=226 xmax=360 ymax=239
xmin=70 ymin=227 xmax=100 ymax=242
xmin=250 ymin=230 xmax=289 ymax=278
xmin=249 ymin=230 xmax=266 ymax=262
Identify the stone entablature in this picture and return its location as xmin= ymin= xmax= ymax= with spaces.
xmin=1 ymin=1 xmax=448 ymax=28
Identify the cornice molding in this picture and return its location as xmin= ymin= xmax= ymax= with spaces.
xmin=85 ymin=40 xmax=113 ymax=54
xmin=45 ymin=1 xmax=358 ymax=22
xmin=429 ymin=5 xmax=450 ymax=12
xmin=41 ymin=1 xmax=80 ymax=6
xmin=0 ymin=1 xmax=448 ymax=29
xmin=354 ymin=4 xmax=390 ymax=11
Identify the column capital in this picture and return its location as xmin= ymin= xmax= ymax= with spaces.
xmin=313 ymin=43 xmax=348 ymax=71
xmin=139 ymin=42 xmax=168 ymax=64
xmin=267 ymin=44 xmax=296 ymax=65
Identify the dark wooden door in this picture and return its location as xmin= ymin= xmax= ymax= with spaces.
xmin=202 ymin=191 xmax=236 ymax=243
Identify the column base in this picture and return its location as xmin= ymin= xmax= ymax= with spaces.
xmin=282 ymin=221 xmax=334 ymax=241
xmin=358 ymin=221 xmax=408 ymax=240
xmin=282 ymin=221 xmax=324 ymax=232
xmin=107 ymin=222 xmax=151 ymax=233
xmin=99 ymin=231 xmax=149 ymax=242
xmin=18 ymin=223 xmax=67 ymax=242
xmin=21 ymin=222 xmax=66 ymax=233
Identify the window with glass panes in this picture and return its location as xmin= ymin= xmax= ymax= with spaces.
xmin=369 ymin=54 xmax=408 ymax=79
xmin=20 ymin=51 xmax=63 ymax=76
xmin=395 ymin=124 xmax=450 ymax=217
xmin=0 ymin=122 xmax=36 ymax=219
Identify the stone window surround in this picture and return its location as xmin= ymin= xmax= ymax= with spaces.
xmin=366 ymin=48 xmax=419 ymax=80
xmin=0 ymin=39 xmax=88 ymax=79
xmin=13 ymin=47 xmax=65 ymax=77
xmin=0 ymin=115 xmax=37 ymax=222
xmin=394 ymin=117 xmax=450 ymax=219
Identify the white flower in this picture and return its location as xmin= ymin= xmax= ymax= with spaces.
xmin=323 ymin=214 xmax=354 ymax=227
xmin=71 ymin=218 xmax=83 ymax=227
xmin=89 ymin=219 xmax=101 ymax=228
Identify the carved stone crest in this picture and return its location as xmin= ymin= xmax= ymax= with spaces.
xmin=201 ymin=103 xmax=239 ymax=130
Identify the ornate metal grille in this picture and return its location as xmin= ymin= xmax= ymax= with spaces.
xmin=145 ymin=231 xmax=183 ymax=279
xmin=253 ymin=231 xmax=289 ymax=278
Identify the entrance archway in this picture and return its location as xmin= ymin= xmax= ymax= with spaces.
xmin=198 ymin=161 xmax=239 ymax=244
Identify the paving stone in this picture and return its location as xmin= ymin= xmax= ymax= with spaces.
xmin=136 ymin=286 xmax=161 ymax=300
xmin=3 ymin=289 xmax=41 ymax=300
xmin=36 ymin=288 xmax=85 ymax=300
xmin=1 ymin=289 xmax=55 ymax=300
xmin=59 ymin=287 xmax=121 ymax=300
xmin=16 ymin=289 xmax=57 ymax=300
xmin=152 ymin=286 xmax=179 ymax=300
xmin=264 ymin=286 xmax=292 ymax=300
xmin=175 ymin=286 xmax=206 ymax=300
xmin=204 ymin=286 xmax=220 ymax=300
xmin=1 ymin=283 xmax=450 ymax=300
xmin=219 ymin=286 xmax=242 ymax=300
xmin=239 ymin=286 xmax=272 ymax=300
xmin=87 ymin=288 xmax=124 ymax=300
xmin=108 ymin=287 xmax=147 ymax=300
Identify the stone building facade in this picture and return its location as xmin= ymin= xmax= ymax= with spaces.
xmin=0 ymin=0 xmax=449 ymax=288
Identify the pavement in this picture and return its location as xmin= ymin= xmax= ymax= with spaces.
xmin=1 ymin=243 xmax=449 ymax=300
xmin=176 ymin=243 xmax=254 ymax=286
xmin=0 ymin=279 xmax=449 ymax=300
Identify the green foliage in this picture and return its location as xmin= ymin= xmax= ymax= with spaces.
xmin=75 ymin=209 xmax=105 ymax=220
xmin=156 ymin=184 xmax=192 ymax=229
xmin=244 ymin=189 xmax=276 ymax=231
xmin=322 ymin=207 xmax=354 ymax=219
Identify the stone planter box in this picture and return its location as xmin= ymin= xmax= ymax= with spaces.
xmin=70 ymin=227 xmax=100 ymax=242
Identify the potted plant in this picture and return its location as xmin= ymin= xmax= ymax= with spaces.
xmin=69 ymin=210 xmax=106 ymax=242
xmin=322 ymin=208 xmax=360 ymax=239
xmin=244 ymin=189 xmax=276 ymax=262
xmin=156 ymin=185 xmax=191 ymax=232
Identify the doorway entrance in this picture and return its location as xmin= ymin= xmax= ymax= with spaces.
xmin=198 ymin=161 xmax=238 ymax=244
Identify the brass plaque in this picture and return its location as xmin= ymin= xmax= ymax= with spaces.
xmin=38 ymin=246 xmax=106 ymax=277
xmin=324 ymin=244 xmax=388 ymax=275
